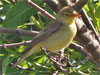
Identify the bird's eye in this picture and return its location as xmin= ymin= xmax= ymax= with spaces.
xmin=65 ymin=13 xmax=68 ymax=16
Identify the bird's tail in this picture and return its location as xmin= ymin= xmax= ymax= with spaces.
xmin=13 ymin=54 xmax=27 ymax=67
xmin=13 ymin=44 xmax=41 ymax=67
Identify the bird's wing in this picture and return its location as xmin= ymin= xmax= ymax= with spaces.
xmin=13 ymin=20 xmax=64 ymax=67
xmin=23 ymin=20 xmax=64 ymax=54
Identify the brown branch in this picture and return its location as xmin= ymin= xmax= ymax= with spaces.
xmin=43 ymin=0 xmax=59 ymax=12
xmin=57 ymin=0 xmax=72 ymax=10
xmin=79 ymin=9 xmax=100 ymax=43
xmin=0 ymin=40 xmax=32 ymax=48
xmin=0 ymin=27 xmax=39 ymax=36
xmin=24 ymin=0 xmax=55 ymax=20
xmin=74 ymin=0 xmax=88 ymax=12
xmin=74 ymin=0 xmax=100 ymax=68
xmin=72 ymin=0 xmax=100 ymax=44
xmin=76 ymin=18 xmax=100 ymax=67
xmin=10 ymin=63 xmax=33 ymax=71
xmin=69 ymin=43 xmax=88 ymax=57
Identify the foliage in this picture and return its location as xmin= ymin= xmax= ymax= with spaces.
xmin=0 ymin=0 xmax=99 ymax=75
xmin=84 ymin=0 xmax=100 ymax=33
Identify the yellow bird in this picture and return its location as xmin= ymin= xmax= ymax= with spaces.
xmin=13 ymin=6 xmax=81 ymax=66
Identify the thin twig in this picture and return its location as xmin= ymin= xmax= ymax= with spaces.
xmin=0 ymin=27 xmax=39 ymax=36
xmin=0 ymin=40 xmax=32 ymax=48
xmin=69 ymin=43 xmax=88 ymax=56
xmin=74 ymin=0 xmax=88 ymax=12
xmin=24 ymin=0 xmax=55 ymax=20
xmin=43 ymin=0 xmax=59 ymax=12
xmin=10 ymin=63 xmax=33 ymax=71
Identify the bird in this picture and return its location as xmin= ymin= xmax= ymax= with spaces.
xmin=13 ymin=6 xmax=81 ymax=67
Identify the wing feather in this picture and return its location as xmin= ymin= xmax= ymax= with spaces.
xmin=23 ymin=20 xmax=64 ymax=54
xmin=13 ymin=20 xmax=64 ymax=67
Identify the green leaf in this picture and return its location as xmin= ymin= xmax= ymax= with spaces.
xmin=30 ymin=16 xmax=42 ymax=29
xmin=95 ymin=4 xmax=100 ymax=18
xmin=2 ymin=2 xmax=12 ymax=15
xmin=2 ymin=53 xmax=11 ymax=75
xmin=2 ymin=2 xmax=37 ymax=28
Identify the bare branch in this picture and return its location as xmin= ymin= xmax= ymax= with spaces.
xmin=0 ymin=40 xmax=32 ymax=48
xmin=79 ymin=9 xmax=100 ymax=43
xmin=72 ymin=0 xmax=100 ymax=44
xmin=0 ymin=27 xmax=39 ymax=36
xmin=69 ymin=43 xmax=88 ymax=56
xmin=76 ymin=18 xmax=100 ymax=67
xmin=43 ymin=0 xmax=59 ymax=12
xmin=24 ymin=0 xmax=55 ymax=20
xmin=57 ymin=0 xmax=72 ymax=10
xmin=74 ymin=0 xmax=88 ymax=12
xmin=10 ymin=63 xmax=33 ymax=71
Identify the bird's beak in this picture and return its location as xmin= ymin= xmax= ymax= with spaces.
xmin=73 ymin=14 xmax=81 ymax=17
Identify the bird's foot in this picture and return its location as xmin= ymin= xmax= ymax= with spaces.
xmin=41 ymin=47 xmax=73 ymax=73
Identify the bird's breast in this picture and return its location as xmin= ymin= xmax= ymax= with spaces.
xmin=41 ymin=23 xmax=77 ymax=53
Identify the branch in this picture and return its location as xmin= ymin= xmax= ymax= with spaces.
xmin=0 ymin=27 xmax=39 ymax=36
xmin=69 ymin=43 xmax=88 ymax=57
xmin=57 ymin=0 xmax=72 ymax=10
xmin=0 ymin=40 xmax=32 ymax=48
xmin=73 ymin=0 xmax=100 ymax=44
xmin=75 ymin=0 xmax=88 ymax=12
xmin=24 ymin=0 xmax=55 ymax=20
xmin=76 ymin=18 xmax=100 ymax=67
xmin=43 ymin=0 xmax=59 ymax=12
xmin=79 ymin=9 xmax=100 ymax=43
xmin=10 ymin=63 xmax=33 ymax=71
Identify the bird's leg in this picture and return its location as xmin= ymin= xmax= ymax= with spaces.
xmin=41 ymin=47 xmax=89 ymax=72
xmin=40 ymin=47 xmax=51 ymax=58
xmin=41 ymin=47 xmax=73 ymax=73
xmin=59 ymin=48 xmax=65 ymax=57
xmin=53 ymin=70 xmax=59 ymax=75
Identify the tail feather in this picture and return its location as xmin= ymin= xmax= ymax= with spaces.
xmin=13 ymin=44 xmax=41 ymax=67
xmin=13 ymin=51 xmax=30 ymax=67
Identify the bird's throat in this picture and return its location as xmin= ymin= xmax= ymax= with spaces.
xmin=63 ymin=18 xmax=75 ymax=26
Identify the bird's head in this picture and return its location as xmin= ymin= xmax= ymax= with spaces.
xmin=57 ymin=6 xmax=81 ymax=25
